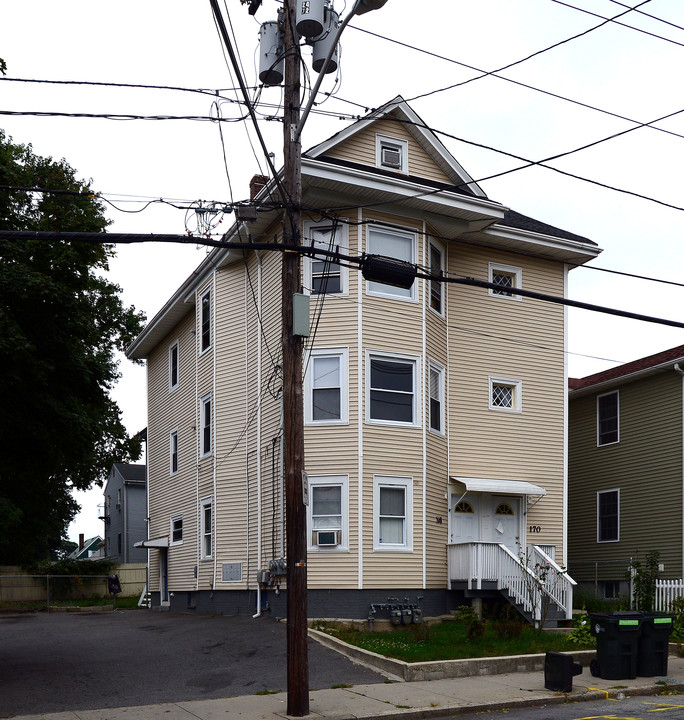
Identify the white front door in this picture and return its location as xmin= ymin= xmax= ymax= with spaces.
xmin=492 ymin=496 xmax=520 ymax=555
xmin=449 ymin=494 xmax=479 ymax=543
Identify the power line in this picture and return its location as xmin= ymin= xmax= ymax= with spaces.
xmin=404 ymin=0 xmax=653 ymax=104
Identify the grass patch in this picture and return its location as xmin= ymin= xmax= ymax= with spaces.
xmin=316 ymin=618 xmax=593 ymax=663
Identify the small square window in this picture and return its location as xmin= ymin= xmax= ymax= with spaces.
xmin=489 ymin=377 xmax=522 ymax=413
xmin=376 ymin=134 xmax=408 ymax=173
xmin=489 ymin=263 xmax=522 ymax=300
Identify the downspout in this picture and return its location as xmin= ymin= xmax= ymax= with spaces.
xmin=421 ymin=221 xmax=427 ymax=589
xmin=357 ymin=207 xmax=364 ymax=589
xmin=675 ymin=363 xmax=684 ymax=581
xmin=212 ymin=272 xmax=217 ymax=591
xmin=123 ymin=482 xmax=128 ymax=564
xmin=195 ymin=288 xmax=201 ymax=593
xmin=254 ymin=252 xmax=263 ymax=618
xmin=562 ymin=263 xmax=569 ymax=568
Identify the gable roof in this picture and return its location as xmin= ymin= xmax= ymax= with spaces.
xmin=306 ymin=95 xmax=487 ymax=198
xmin=569 ymin=344 xmax=684 ymax=394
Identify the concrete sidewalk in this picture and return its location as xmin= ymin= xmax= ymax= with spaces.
xmin=11 ymin=655 xmax=684 ymax=720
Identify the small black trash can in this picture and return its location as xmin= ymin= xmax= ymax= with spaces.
xmin=544 ymin=651 xmax=583 ymax=692
xmin=637 ymin=613 xmax=674 ymax=677
xmin=588 ymin=612 xmax=642 ymax=680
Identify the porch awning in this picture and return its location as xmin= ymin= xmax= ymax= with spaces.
xmin=134 ymin=536 xmax=169 ymax=549
xmin=448 ymin=476 xmax=546 ymax=497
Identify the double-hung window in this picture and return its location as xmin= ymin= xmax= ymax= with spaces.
xmin=429 ymin=243 xmax=444 ymax=315
xmin=200 ymin=394 xmax=212 ymax=457
xmin=304 ymin=223 xmax=347 ymax=295
xmin=368 ymin=352 xmax=418 ymax=426
xmin=307 ymin=475 xmax=348 ymax=551
xmin=170 ymin=515 xmax=183 ymax=546
xmin=597 ymin=489 xmax=619 ymax=542
xmin=305 ymin=348 xmax=348 ymax=424
xmin=488 ymin=263 xmax=522 ymax=300
xmin=169 ymin=340 xmax=179 ymax=391
xmin=429 ymin=362 xmax=445 ymax=434
xmin=366 ymin=227 xmax=416 ymax=300
xmin=170 ymin=429 xmax=178 ymax=475
xmin=374 ymin=476 xmax=413 ymax=551
xmin=201 ymin=498 xmax=212 ymax=559
xmin=200 ymin=288 xmax=211 ymax=352
xmin=597 ymin=391 xmax=619 ymax=446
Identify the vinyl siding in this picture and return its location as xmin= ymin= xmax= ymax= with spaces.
xmin=324 ymin=115 xmax=454 ymax=185
xmin=568 ymin=372 xmax=683 ymax=581
xmin=447 ymin=244 xmax=567 ymax=556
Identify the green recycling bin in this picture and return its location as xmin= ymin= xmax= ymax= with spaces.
xmin=588 ymin=612 xmax=642 ymax=680
xmin=637 ymin=613 xmax=674 ymax=677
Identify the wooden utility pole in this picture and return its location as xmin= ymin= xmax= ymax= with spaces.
xmin=281 ymin=0 xmax=309 ymax=715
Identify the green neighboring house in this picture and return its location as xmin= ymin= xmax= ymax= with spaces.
xmin=568 ymin=344 xmax=684 ymax=601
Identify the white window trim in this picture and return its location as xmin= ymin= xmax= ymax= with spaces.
xmin=365 ymin=226 xmax=417 ymax=302
xmin=170 ymin=514 xmax=183 ymax=547
xmin=428 ymin=241 xmax=445 ymax=317
xmin=169 ymin=428 xmax=179 ymax=476
xmin=303 ymin=221 xmax=348 ymax=297
xmin=373 ymin=475 xmax=413 ymax=552
xmin=168 ymin=340 xmax=179 ymax=392
xmin=200 ymin=497 xmax=213 ymax=560
xmin=488 ymin=262 xmax=522 ymax=301
xmin=597 ymin=390 xmax=620 ymax=447
xmin=375 ymin=133 xmax=409 ymax=174
xmin=428 ymin=360 xmax=445 ymax=436
xmin=489 ymin=376 xmax=522 ymax=413
xmin=307 ymin=475 xmax=349 ymax=553
xmin=366 ymin=350 xmax=421 ymax=427
xmin=597 ymin=488 xmax=620 ymax=543
xmin=304 ymin=347 xmax=349 ymax=425
xmin=199 ymin=288 xmax=211 ymax=354
xmin=200 ymin=393 xmax=212 ymax=458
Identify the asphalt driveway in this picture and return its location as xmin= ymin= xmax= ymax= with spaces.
xmin=0 ymin=609 xmax=385 ymax=717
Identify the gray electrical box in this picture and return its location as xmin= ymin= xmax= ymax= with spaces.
xmin=293 ymin=293 xmax=310 ymax=337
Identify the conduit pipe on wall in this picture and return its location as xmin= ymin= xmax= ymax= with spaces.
xmin=254 ymin=251 xmax=263 ymax=619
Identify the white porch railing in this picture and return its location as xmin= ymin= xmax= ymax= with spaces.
xmin=447 ymin=542 xmax=575 ymax=622
xmin=655 ymin=579 xmax=684 ymax=611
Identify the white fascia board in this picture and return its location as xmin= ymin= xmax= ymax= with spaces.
xmin=302 ymin=157 xmax=506 ymax=221
xmin=126 ymin=246 xmax=232 ymax=360
xmin=485 ymin=224 xmax=601 ymax=265
xmin=570 ymin=359 xmax=684 ymax=398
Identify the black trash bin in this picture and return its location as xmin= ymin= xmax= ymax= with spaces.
xmin=588 ymin=612 xmax=642 ymax=680
xmin=637 ymin=613 xmax=674 ymax=677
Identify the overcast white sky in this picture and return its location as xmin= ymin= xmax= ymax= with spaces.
xmin=3 ymin=0 xmax=684 ymax=543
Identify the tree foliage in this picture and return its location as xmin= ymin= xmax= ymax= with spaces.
xmin=0 ymin=130 xmax=145 ymax=564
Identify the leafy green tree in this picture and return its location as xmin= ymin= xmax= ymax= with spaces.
xmin=0 ymin=130 xmax=145 ymax=565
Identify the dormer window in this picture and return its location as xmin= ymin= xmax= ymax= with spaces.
xmin=376 ymin=134 xmax=408 ymax=174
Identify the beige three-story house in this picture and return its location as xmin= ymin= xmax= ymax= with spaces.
xmin=127 ymin=97 xmax=600 ymax=621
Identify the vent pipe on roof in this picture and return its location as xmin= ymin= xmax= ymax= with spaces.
xmin=79 ymin=533 xmax=84 ymax=550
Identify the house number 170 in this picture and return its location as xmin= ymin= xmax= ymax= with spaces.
xmin=528 ymin=525 xmax=542 ymax=533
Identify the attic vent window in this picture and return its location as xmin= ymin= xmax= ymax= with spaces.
xmin=376 ymin=134 xmax=408 ymax=173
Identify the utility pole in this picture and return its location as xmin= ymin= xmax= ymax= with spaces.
xmin=281 ymin=0 xmax=308 ymax=715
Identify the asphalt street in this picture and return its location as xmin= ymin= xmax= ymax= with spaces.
xmin=0 ymin=610 xmax=385 ymax=717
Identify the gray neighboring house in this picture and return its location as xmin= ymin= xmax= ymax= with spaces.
xmin=568 ymin=344 xmax=684 ymax=601
xmin=103 ymin=463 xmax=147 ymax=563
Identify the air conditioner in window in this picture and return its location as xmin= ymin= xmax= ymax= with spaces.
xmin=314 ymin=530 xmax=340 ymax=547
xmin=381 ymin=146 xmax=401 ymax=168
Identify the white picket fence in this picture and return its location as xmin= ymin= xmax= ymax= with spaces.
xmin=655 ymin=578 xmax=684 ymax=611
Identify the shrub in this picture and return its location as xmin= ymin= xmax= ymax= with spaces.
xmin=492 ymin=620 xmax=524 ymax=639
xmin=568 ymin=613 xmax=595 ymax=646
